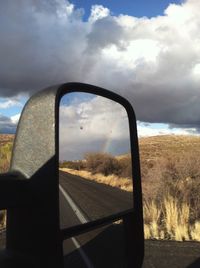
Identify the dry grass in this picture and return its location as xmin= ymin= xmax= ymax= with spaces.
xmin=139 ymin=135 xmax=200 ymax=160
xmin=60 ymin=168 xmax=133 ymax=192
xmin=163 ymin=195 xmax=190 ymax=241
xmin=0 ymin=134 xmax=14 ymax=230
xmin=191 ymin=222 xmax=200 ymax=241
xmin=144 ymin=195 xmax=194 ymax=241
xmin=143 ymin=200 xmax=161 ymax=239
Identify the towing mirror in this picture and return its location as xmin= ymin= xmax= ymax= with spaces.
xmin=59 ymin=92 xmax=134 ymax=224
xmin=0 ymin=83 xmax=144 ymax=268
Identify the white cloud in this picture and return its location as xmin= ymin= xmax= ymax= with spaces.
xmin=0 ymin=99 xmax=22 ymax=109
xmin=0 ymin=0 xmax=200 ymax=133
xmin=89 ymin=5 xmax=110 ymax=23
xmin=11 ymin=113 xmax=20 ymax=124
xmin=137 ymin=122 xmax=197 ymax=137
xmin=59 ymin=93 xmax=130 ymax=160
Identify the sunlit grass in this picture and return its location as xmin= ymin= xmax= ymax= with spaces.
xmin=144 ymin=196 xmax=193 ymax=241
xmin=191 ymin=221 xmax=200 ymax=241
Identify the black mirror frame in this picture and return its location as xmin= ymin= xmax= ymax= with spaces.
xmin=0 ymin=83 xmax=144 ymax=268
xmin=58 ymin=83 xmax=144 ymax=267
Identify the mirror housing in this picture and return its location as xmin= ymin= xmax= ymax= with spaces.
xmin=0 ymin=83 xmax=144 ymax=268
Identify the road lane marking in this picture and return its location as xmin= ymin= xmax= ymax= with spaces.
xmin=59 ymin=184 xmax=89 ymax=223
xmin=71 ymin=237 xmax=94 ymax=268
xmin=59 ymin=184 xmax=94 ymax=268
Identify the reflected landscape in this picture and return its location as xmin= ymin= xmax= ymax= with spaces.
xmin=59 ymin=92 xmax=134 ymax=228
xmin=59 ymin=92 xmax=134 ymax=267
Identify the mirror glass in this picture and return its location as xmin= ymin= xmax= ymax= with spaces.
xmin=59 ymin=92 xmax=133 ymax=230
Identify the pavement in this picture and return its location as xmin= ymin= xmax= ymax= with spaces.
xmin=143 ymin=240 xmax=200 ymax=268
xmin=59 ymin=170 xmax=132 ymax=268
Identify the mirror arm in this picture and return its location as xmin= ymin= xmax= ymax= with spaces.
xmin=61 ymin=209 xmax=134 ymax=240
xmin=0 ymin=173 xmax=31 ymax=209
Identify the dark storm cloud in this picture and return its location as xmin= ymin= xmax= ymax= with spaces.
xmin=0 ymin=0 xmax=200 ymax=131
xmin=0 ymin=0 xmax=86 ymax=97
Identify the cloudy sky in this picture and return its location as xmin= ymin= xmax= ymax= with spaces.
xmin=60 ymin=92 xmax=131 ymax=160
xmin=0 ymin=0 xmax=200 ymax=138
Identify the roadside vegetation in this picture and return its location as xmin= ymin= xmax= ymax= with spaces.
xmin=1 ymin=134 xmax=200 ymax=241
xmin=141 ymin=135 xmax=200 ymax=241
xmin=0 ymin=134 xmax=14 ymax=230
xmin=61 ymin=135 xmax=200 ymax=241
xmin=60 ymin=152 xmax=133 ymax=191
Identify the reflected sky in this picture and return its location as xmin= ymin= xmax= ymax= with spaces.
xmin=59 ymin=92 xmax=130 ymax=160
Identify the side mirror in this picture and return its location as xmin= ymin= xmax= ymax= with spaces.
xmin=0 ymin=83 xmax=144 ymax=268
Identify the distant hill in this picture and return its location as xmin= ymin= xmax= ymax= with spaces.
xmin=139 ymin=134 xmax=200 ymax=162
xmin=115 ymin=135 xmax=200 ymax=162
xmin=2 ymin=133 xmax=200 ymax=164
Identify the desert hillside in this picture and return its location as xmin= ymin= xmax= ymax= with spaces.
xmin=139 ymin=134 xmax=200 ymax=159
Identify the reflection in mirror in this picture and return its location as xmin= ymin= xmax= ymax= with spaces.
xmin=59 ymin=92 xmax=133 ymax=230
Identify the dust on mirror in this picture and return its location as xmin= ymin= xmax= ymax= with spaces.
xmin=59 ymin=92 xmax=134 ymax=230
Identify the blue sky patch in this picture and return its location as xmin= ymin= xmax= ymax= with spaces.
xmin=71 ymin=0 xmax=183 ymax=19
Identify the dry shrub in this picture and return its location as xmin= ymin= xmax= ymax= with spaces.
xmin=142 ymin=147 xmax=200 ymax=241
xmin=59 ymin=160 xmax=85 ymax=170
xmin=61 ymin=152 xmax=133 ymax=179
xmin=142 ymin=150 xmax=200 ymax=222
xmin=158 ymin=152 xmax=200 ymax=223
xmin=117 ymin=154 xmax=132 ymax=178
xmin=84 ymin=152 xmax=121 ymax=176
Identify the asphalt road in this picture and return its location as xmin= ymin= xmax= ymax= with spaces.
xmin=143 ymin=240 xmax=200 ymax=268
xmin=59 ymin=170 xmax=133 ymax=223
xmin=59 ymin=171 xmax=200 ymax=268
xmin=59 ymin=170 xmax=132 ymax=268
